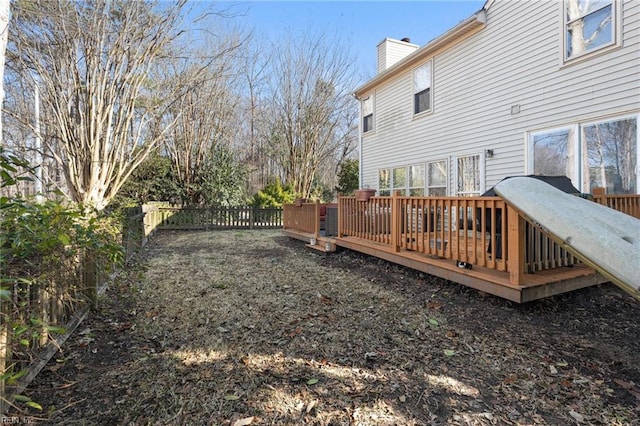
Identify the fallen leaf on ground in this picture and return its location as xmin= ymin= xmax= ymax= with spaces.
xmin=569 ymin=410 xmax=584 ymax=423
xmin=232 ymin=417 xmax=254 ymax=426
xmin=306 ymin=399 xmax=318 ymax=413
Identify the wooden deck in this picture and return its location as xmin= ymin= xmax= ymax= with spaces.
xmin=283 ymin=228 xmax=604 ymax=303
xmin=334 ymin=236 xmax=604 ymax=303
xmin=283 ymin=190 xmax=639 ymax=303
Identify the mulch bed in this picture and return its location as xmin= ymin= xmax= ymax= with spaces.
xmin=9 ymin=230 xmax=640 ymax=425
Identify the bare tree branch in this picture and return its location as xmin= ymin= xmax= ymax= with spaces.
xmin=7 ymin=0 xmax=188 ymax=210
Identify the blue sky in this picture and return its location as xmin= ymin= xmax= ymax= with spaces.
xmin=230 ymin=1 xmax=486 ymax=78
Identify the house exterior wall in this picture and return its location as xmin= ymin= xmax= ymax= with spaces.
xmin=358 ymin=0 xmax=640 ymax=194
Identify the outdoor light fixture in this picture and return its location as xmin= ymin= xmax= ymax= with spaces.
xmin=486 ymin=149 xmax=494 ymax=158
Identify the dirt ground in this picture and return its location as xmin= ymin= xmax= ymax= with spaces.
xmin=10 ymin=230 xmax=640 ymax=425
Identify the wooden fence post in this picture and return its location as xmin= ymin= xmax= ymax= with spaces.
xmin=337 ymin=195 xmax=343 ymax=238
xmin=592 ymin=187 xmax=606 ymax=206
xmin=314 ymin=200 xmax=320 ymax=238
xmin=506 ymin=205 xmax=525 ymax=286
xmin=391 ymin=190 xmax=400 ymax=252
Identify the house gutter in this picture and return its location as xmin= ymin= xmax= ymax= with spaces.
xmin=353 ymin=9 xmax=487 ymax=97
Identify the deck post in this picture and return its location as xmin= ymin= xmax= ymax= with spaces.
xmin=314 ymin=200 xmax=321 ymax=238
xmin=337 ymin=195 xmax=343 ymax=238
xmin=592 ymin=187 xmax=606 ymax=206
xmin=506 ymin=205 xmax=525 ymax=285
xmin=391 ymin=190 xmax=400 ymax=252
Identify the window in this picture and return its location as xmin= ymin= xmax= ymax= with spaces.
xmin=455 ymin=154 xmax=483 ymax=196
xmin=583 ymin=117 xmax=637 ymax=194
xmin=362 ymin=96 xmax=373 ymax=132
xmin=378 ymin=169 xmax=391 ymax=196
xmin=392 ymin=167 xmax=407 ymax=195
xmin=379 ymin=164 xmax=427 ymax=195
xmin=413 ymin=62 xmax=431 ymax=115
xmin=565 ymin=0 xmax=616 ymax=60
xmin=529 ymin=115 xmax=638 ymax=194
xmin=409 ymin=163 xmax=425 ymax=196
xmin=532 ymin=128 xmax=576 ymax=179
xmin=427 ymin=160 xmax=448 ymax=196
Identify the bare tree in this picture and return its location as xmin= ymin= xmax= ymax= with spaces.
xmin=237 ymin=39 xmax=273 ymax=194
xmin=263 ymin=33 xmax=358 ymax=198
xmin=156 ymin=27 xmax=246 ymax=205
xmin=7 ymin=0 xmax=187 ymax=210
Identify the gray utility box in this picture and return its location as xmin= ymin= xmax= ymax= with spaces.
xmin=325 ymin=206 xmax=338 ymax=237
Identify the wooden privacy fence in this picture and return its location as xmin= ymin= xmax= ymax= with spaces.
xmin=1 ymin=208 xmax=152 ymax=409
xmin=1 ymin=248 xmax=111 ymax=410
xmin=154 ymin=206 xmax=282 ymax=230
xmin=123 ymin=205 xmax=283 ymax=243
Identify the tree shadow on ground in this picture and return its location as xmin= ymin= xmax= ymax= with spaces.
xmin=18 ymin=230 xmax=640 ymax=425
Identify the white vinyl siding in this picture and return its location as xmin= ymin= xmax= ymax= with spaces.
xmin=359 ymin=0 xmax=639 ymax=193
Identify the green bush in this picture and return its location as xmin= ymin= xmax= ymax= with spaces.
xmin=112 ymin=152 xmax=179 ymax=209
xmin=197 ymin=145 xmax=249 ymax=208
xmin=250 ymin=180 xmax=296 ymax=207
xmin=1 ymin=148 xmax=123 ymax=402
xmin=335 ymin=158 xmax=359 ymax=196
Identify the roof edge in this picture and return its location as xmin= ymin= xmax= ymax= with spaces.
xmin=354 ymin=9 xmax=487 ymax=97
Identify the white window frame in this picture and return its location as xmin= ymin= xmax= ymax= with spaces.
xmin=408 ymin=163 xmax=426 ymax=196
xmin=392 ymin=166 xmax=407 ymax=196
xmin=527 ymin=125 xmax=580 ymax=186
xmin=378 ymin=164 xmax=428 ymax=196
xmin=563 ymin=0 xmax=619 ymax=63
xmin=362 ymin=95 xmax=374 ymax=133
xmin=527 ymin=113 xmax=639 ymax=194
xmin=378 ymin=168 xmax=391 ymax=196
xmin=454 ymin=153 xmax=484 ymax=197
xmin=412 ymin=60 xmax=433 ymax=116
xmin=580 ymin=114 xmax=639 ymax=194
xmin=427 ymin=159 xmax=448 ymax=196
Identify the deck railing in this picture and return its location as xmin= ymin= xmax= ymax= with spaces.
xmin=283 ymin=201 xmax=321 ymax=236
xmin=592 ymin=188 xmax=640 ymax=219
xmin=338 ymin=194 xmax=578 ymax=284
xmin=281 ymin=188 xmax=640 ymax=286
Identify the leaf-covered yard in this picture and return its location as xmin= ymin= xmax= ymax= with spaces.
xmin=20 ymin=230 xmax=640 ymax=425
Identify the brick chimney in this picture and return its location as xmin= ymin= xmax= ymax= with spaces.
xmin=377 ymin=37 xmax=419 ymax=74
